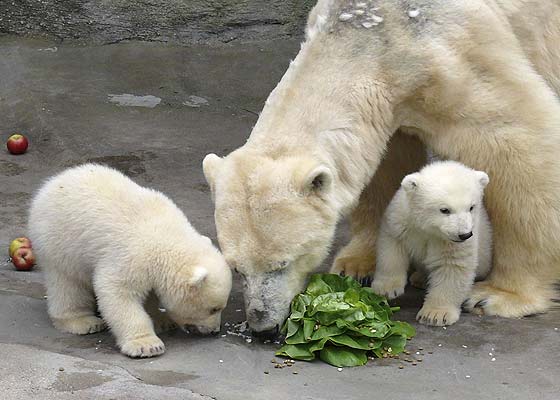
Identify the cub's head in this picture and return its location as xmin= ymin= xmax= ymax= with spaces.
xmin=401 ymin=161 xmax=489 ymax=243
xmin=160 ymin=244 xmax=232 ymax=335
xmin=203 ymin=151 xmax=339 ymax=334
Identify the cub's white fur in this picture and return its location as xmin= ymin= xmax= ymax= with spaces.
xmin=28 ymin=164 xmax=232 ymax=358
xmin=372 ymin=161 xmax=492 ymax=326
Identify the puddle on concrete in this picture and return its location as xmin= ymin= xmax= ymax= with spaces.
xmin=183 ymin=95 xmax=209 ymax=108
xmin=0 ymin=273 xmax=46 ymax=299
xmin=108 ymin=93 xmax=161 ymax=108
xmin=65 ymin=150 xmax=156 ymax=179
xmin=0 ymin=160 xmax=27 ymax=176
xmin=52 ymin=371 xmax=113 ymax=392
xmin=132 ymin=369 xmax=199 ymax=387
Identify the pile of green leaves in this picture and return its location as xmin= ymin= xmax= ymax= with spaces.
xmin=276 ymin=274 xmax=415 ymax=367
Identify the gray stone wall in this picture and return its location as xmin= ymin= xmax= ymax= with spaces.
xmin=0 ymin=0 xmax=315 ymax=45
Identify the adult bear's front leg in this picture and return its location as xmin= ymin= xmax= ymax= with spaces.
xmin=331 ymin=131 xmax=426 ymax=284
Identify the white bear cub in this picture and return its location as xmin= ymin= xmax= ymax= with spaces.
xmin=29 ymin=164 xmax=232 ymax=357
xmin=372 ymin=161 xmax=492 ymax=326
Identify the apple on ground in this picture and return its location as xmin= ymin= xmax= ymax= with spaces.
xmin=9 ymin=237 xmax=32 ymax=258
xmin=12 ymin=247 xmax=35 ymax=271
xmin=6 ymin=134 xmax=29 ymax=155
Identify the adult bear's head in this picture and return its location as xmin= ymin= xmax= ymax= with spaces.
xmin=200 ymin=0 xmax=413 ymax=333
xmin=203 ymin=150 xmax=340 ymax=334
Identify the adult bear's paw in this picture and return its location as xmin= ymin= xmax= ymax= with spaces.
xmin=331 ymin=254 xmax=375 ymax=286
xmin=463 ymin=282 xmax=550 ymax=318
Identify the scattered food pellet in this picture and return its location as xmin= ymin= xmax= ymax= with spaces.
xmin=337 ymin=368 xmax=343 ymax=372
xmin=466 ymin=375 xmax=471 ymax=379
xmin=58 ymin=367 xmax=64 ymax=372
xmin=264 ymin=371 xmax=269 ymax=375
xmin=415 ymin=351 xmax=420 ymax=355
xmin=418 ymin=347 xmax=424 ymax=350
xmin=43 ymin=295 xmax=48 ymax=299
xmin=408 ymin=9 xmax=420 ymax=18
xmin=417 ymin=358 xmax=423 ymax=362
xmin=428 ymin=351 xmax=433 ymax=354
xmin=412 ymin=362 xmax=417 ymax=366
xmin=442 ymin=327 xmax=447 ymax=330
xmin=271 ymin=359 xmax=277 ymax=363
xmin=491 ymin=358 xmax=496 ymax=362
xmin=246 ymin=338 xmax=252 ymax=343
xmin=438 ymin=344 xmax=442 ymax=347
xmin=462 ymin=345 xmax=468 ymax=348
xmin=398 ymin=365 xmax=404 ymax=369
xmin=489 ymin=352 xmax=493 ymax=356
xmin=236 ymin=309 xmax=242 ymax=312
xmin=219 ymin=360 xmax=224 ymax=363
xmin=554 ymin=328 xmax=558 ymax=331
xmin=292 ymin=371 xmax=298 ymax=375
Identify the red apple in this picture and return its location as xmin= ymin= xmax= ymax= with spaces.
xmin=9 ymin=237 xmax=32 ymax=258
xmin=6 ymin=134 xmax=29 ymax=155
xmin=12 ymin=247 xmax=35 ymax=271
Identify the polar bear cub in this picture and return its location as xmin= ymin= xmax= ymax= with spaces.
xmin=372 ymin=161 xmax=492 ymax=326
xmin=29 ymin=164 xmax=232 ymax=357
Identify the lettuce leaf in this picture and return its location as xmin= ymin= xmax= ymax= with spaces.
xmin=276 ymin=273 xmax=415 ymax=367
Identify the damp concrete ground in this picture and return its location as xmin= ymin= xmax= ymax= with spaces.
xmin=0 ymin=35 xmax=559 ymax=400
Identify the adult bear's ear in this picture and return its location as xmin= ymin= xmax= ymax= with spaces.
xmin=475 ymin=171 xmax=489 ymax=188
xmin=401 ymin=173 xmax=420 ymax=193
xmin=202 ymin=153 xmax=223 ymax=187
xmin=299 ymin=165 xmax=333 ymax=196
xmin=189 ymin=266 xmax=208 ymax=287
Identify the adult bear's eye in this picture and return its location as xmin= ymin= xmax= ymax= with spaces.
xmin=470 ymin=205 xmax=475 ymax=212
xmin=440 ymin=208 xmax=451 ymax=215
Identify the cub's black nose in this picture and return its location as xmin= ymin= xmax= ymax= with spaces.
xmin=458 ymin=232 xmax=473 ymax=241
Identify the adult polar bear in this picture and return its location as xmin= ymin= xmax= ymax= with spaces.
xmin=203 ymin=0 xmax=560 ymax=334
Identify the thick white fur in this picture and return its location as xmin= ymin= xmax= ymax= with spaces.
xmin=28 ymin=164 xmax=232 ymax=358
xmin=204 ymin=0 xmax=560 ymax=331
xmin=372 ymin=161 xmax=492 ymax=326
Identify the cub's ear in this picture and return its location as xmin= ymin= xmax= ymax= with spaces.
xmin=401 ymin=173 xmax=420 ymax=193
xmin=202 ymin=154 xmax=223 ymax=187
xmin=189 ymin=266 xmax=208 ymax=287
xmin=298 ymin=165 xmax=333 ymax=196
xmin=475 ymin=171 xmax=489 ymax=188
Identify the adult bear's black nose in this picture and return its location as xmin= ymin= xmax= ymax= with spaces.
xmin=459 ymin=232 xmax=473 ymax=241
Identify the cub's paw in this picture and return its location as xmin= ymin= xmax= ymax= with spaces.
xmin=409 ymin=270 xmax=427 ymax=290
xmin=416 ymin=305 xmax=460 ymax=326
xmin=53 ymin=316 xmax=107 ymax=335
xmin=371 ymin=278 xmax=406 ymax=300
xmin=331 ymin=255 xmax=375 ymax=286
xmin=121 ymin=335 xmax=165 ymax=358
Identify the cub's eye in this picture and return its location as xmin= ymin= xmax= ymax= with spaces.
xmin=440 ymin=208 xmax=451 ymax=215
xmin=211 ymin=307 xmax=222 ymax=314
xmin=469 ymin=205 xmax=475 ymax=212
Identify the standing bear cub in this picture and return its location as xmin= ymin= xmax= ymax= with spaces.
xmin=29 ymin=164 xmax=232 ymax=358
xmin=372 ymin=161 xmax=492 ymax=326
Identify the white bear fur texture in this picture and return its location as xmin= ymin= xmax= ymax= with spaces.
xmin=204 ymin=0 xmax=560 ymax=332
xmin=28 ymin=164 xmax=232 ymax=358
xmin=372 ymin=161 xmax=492 ymax=326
